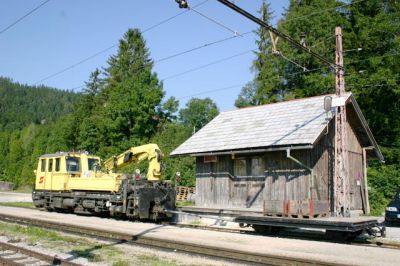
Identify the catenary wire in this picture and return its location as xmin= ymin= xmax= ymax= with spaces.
xmin=33 ymin=0 xmax=209 ymax=85
xmin=38 ymin=0 xmax=362 ymax=86
xmin=161 ymin=49 xmax=254 ymax=81
xmin=0 ymin=0 xmax=51 ymax=35
xmin=69 ymin=33 xmax=253 ymax=91
xmin=188 ymin=5 xmax=241 ymax=36
xmin=43 ymin=0 xmax=366 ymax=89
xmin=177 ymin=65 xmax=332 ymax=100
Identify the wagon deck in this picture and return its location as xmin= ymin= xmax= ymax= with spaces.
xmin=180 ymin=206 xmax=383 ymax=234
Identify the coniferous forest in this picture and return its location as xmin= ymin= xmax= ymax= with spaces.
xmin=0 ymin=1 xmax=399 ymax=214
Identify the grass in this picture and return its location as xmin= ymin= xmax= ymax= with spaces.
xmin=0 ymin=201 xmax=35 ymax=209
xmin=189 ymin=219 xmax=202 ymax=225
xmin=175 ymin=200 xmax=194 ymax=207
xmin=0 ymin=222 xmax=133 ymax=265
xmin=12 ymin=185 xmax=33 ymax=193
xmin=0 ymin=222 xmax=185 ymax=265
xmin=0 ymin=222 xmax=83 ymax=244
xmin=137 ymin=255 xmax=177 ymax=266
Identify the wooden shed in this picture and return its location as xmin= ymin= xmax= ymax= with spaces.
xmin=171 ymin=93 xmax=384 ymax=217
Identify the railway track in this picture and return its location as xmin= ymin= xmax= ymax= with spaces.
xmin=169 ymin=222 xmax=400 ymax=250
xmin=0 ymin=241 xmax=81 ymax=266
xmin=0 ymin=213 xmax=352 ymax=266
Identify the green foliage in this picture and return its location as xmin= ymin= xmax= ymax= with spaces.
xmin=151 ymin=122 xmax=195 ymax=186
xmin=0 ymin=77 xmax=78 ymax=131
xmin=179 ymin=97 xmax=219 ymax=132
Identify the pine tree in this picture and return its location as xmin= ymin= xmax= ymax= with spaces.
xmin=102 ymin=28 xmax=165 ymax=154
xmin=235 ymin=1 xmax=282 ymax=107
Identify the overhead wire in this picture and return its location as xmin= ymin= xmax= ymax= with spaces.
xmin=277 ymin=0 xmax=365 ymax=26
xmin=161 ymin=49 xmax=254 ymax=81
xmin=68 ymin=33 xmax=254 ymax=91
xmin=33 ymin=0 xmax=210 ymax=85
xmin=39 ymin=0 xmax=358 ymax=87
xmin=68 ymin=0 xmax=374 ymax=93
xmin=188 ymin=5 xmax=241 ymax=36
xmin=177 ymin=65 xmax=332 ymax=100
xmin=0 ymin=0 xmax=51 ymax=35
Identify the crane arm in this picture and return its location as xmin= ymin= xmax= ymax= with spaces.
xmin=104 ymin=144 xmax=163 ymax=181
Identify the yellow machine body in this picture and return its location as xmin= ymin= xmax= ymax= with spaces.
xmin=34 ymin=144 xmax=164 ymax=192
xmin=34 ymin=152 xmax=122 ymax=192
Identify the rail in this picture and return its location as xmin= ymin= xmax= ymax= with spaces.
xmin=0 ymin=241 xmax=81 ymax=266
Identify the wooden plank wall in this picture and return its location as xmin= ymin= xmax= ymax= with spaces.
xmin=195 ymin=147 xmax=331 ymax=211
xmin=346 ymin=118 xmax=364 ymax=211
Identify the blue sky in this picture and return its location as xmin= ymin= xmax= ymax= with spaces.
xmin=0 ymin=0 xmax=288 ymax=111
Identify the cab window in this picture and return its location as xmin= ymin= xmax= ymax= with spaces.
xmin=41 ymin=159 xmax=46 ymax=172
xmin=88 ymin=158 xmax=100 ymax=171
xmin=48 ymin=159 xmax=53 ymax=172
xmin=55 ymin=158 xmax=60 ymax=172
xmin=66 ymin=157 xmax=80 ymax=172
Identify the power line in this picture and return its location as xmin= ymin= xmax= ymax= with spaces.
xmin=178 ymin=83 xmax=245 ymax=100
xmin=280 ymin=0 xmax=365 ymax=25
xmin=33 ymin=0 xmax=209 ymax=85
xmin=67 ymin=33 xmax=253 ymax=91
xmin=194 ymin=0 xmax=339 ymax=69
xmin=346 ymin=51 xmax=400 ymax=65
xmin=188 ymin=5 xmax=241 ymax=36
xmin=156 ymin=31 xmax=251 ymax=64
xmin=161 ymin=49 xmax=253 ymax=81
xmin=38 ymin=0 xmax=365 ymax=87
xmin=142 ymin=0 xmax=209 ymax=33
xmin=177 ymin=65 xmax=332 ymax=100
xmin=0 ymin=0 xmax=51 ymax=35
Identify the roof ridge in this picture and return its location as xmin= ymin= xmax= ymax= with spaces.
xmin=221 ymin=92 xmax=352 ymax=114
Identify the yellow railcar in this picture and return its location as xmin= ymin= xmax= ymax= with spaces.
xmin=34 ymin=152 xmax=121 ymax=192
xmin=32 ymin=145 xmax=175 ymax=220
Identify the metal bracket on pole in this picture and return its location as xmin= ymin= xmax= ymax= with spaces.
xmin=269 ymin=31 xmax=280 ymax=55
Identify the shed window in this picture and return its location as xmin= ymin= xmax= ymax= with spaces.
xmin=234 ymin=158 xmax=246 ymax=176
xmin=251 ymin=157 xmax=265 ymax=176
xmin=41 ymin=159 xmax=46 ymax=172
xmin=48 ymin=159 xmax=53 ymax=172
xmin=55 ymin=158 xmax=60 ymax=172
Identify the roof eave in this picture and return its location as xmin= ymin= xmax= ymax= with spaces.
xmin=349 ymin=94 xmax=385 ymax=163
xmin=170 ymin=144 xmax=314 ymax=157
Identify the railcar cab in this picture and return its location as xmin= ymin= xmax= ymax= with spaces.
xmin=34 ymin=152 xmax=101 ymax=191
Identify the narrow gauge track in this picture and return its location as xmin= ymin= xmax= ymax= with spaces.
xmin=0 ymin=213 xmax=349 ymax=266
xmin=0 ymin=241 xmax=81 ymax=266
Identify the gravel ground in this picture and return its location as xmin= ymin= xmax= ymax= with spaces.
xmin=0 ymin=192 xmax=32 ymax=202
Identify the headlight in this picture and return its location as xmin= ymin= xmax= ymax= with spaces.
xmin=386 ymin=206 xmax=398 ymax=212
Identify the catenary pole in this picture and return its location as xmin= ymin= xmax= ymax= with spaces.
xmin=334 ymin=26 xmax=349 ymax=217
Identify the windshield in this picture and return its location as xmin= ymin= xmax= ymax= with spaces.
xmin=88 ymin=158 xmax=100 ymax=171
xmin=66 ymin=156 xmax=80 ymax=172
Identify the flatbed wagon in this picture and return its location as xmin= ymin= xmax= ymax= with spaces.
xmin=179 ymin=206 xmax=385 ymax=240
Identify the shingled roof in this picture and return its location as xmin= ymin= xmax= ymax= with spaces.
xmin=171 ymin=93 xmax=384 ymax=162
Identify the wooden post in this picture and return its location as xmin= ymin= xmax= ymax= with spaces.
xmin=334 ymin=27 xmax=350 ymax=217
xmin=362 ymin=147 xmax=372 ymax=214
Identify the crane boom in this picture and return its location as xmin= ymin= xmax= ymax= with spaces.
xmin=104 ymin=144 xmax=163 ymax=181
